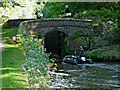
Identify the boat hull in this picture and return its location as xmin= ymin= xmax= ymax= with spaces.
xmin=63 ymin=55 xmax=93 ymax=65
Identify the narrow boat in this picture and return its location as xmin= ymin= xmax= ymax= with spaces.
xmin=63 ymin=55 xmax=93 ymax=65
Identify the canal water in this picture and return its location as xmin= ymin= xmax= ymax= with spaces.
xmin=49 ymin=62 xmax=120 ymax=89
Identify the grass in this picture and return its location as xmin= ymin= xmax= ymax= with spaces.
xmin=2 ymin=28 xmax=18 ymax=44
xmin=1 ymin=28 xmax=28 ymax=88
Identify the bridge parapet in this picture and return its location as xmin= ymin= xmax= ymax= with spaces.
xmin=19 ymin=18 xmax=94 ymax=37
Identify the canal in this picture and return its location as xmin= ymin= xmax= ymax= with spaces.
xmin=49 ymin=62 xmax=120 ymax=89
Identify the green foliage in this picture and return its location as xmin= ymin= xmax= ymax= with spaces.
xmin=19 ymin=31 xmax=50 ymax=88
xmin=41 ymin=2 xmax=63 ymax=18
xmin=60 ymin=33 xmax=69 ymax=57
xmin=38 ymin=33 xmax=44 ymax=39
xmin=86 ymin=45 xmax=120 ymax=61
xmin=40 ymin=2 xmax=119 ymax=19
xmin=88 ymin=50 xmax=101 ymax=59
xmin=74 ymin=8 xmax=118 ymax=22
xmin=70 ymin=29 xmax=83 ymax=40
xmin=113 ymin=23 xmax=120 ymax=43
xmin=104 ymin=22 xmax=120 ymax=45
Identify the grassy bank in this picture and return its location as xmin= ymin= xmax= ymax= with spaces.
xmin=1 ymin=28 xmax=28 ymax=88
xmin=85 ymin=44 xmax=120 ymax=62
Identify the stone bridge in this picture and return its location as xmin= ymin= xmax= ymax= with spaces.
xmin=19 ymin=18 xmax=94 ymax=37
xmin=19 ymin=18 xmax=107 ymax=56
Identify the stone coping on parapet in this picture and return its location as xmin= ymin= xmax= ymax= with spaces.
xmin=23 ymin=18 xmax=92 ymax=23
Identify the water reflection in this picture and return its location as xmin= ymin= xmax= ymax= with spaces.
xmin=49 ymin=62 xmax=120 ymax=88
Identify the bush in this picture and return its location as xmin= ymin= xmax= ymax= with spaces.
xmin=86 ymin=45 xmax=120 ymax=61
xmin=74 ymin=8 xmax=118 ymax=22
xmin=113 ymin=23 xmax=120 ymax=44
xmin=19 ymin=31 xmax=51 ymax=88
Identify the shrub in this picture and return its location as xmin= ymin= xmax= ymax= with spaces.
xmin=74 ymin=8 xmax=118 ymax=22
xmin=85 ymin=45 xmax=120 ymax=61
xmin=19 ymin=31 xmax=51 ymax=88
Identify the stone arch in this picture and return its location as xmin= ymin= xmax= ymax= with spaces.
xmin=44 ymin=30 xmax=68 ymax=56
xmin=39 ymin=27 xmax=70 ymax=37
